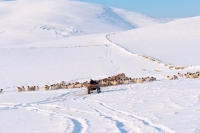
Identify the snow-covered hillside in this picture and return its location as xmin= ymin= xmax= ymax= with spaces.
xmin=0 ymin=0 xmax=164 ymax=47
xmin=108 ymin=16 xmax=200 ymax=66
xmin=1 ymin=0 xmax=200 ymax=133
xmin=1 ymin=31 xmax=200 ymax=133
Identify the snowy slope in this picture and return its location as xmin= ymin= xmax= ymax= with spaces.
xmin=0 ymin=33 xmax=170 ymax=88
xmin=0 ymin=0 xmax=163 ymax=47
xmin=108 ymin=16 xmax=200 ymax=66
xmin=1 ymin=0 xmax=200 ymax=133
xmin=1 ymin=31 xmax=200 ymax=132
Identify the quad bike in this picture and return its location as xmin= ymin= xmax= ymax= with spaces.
xmin=87 ymin=84 xmax=101 ymax=94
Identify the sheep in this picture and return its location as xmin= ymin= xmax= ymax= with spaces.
xmin=178 ymin=73 xmax=184 ymax=77
xmin=17 ymin=87 xmax=22 ymax=92
xmin=42 ymin=85 xmax=49 ymax=91
xmin=74 ymin=83 xmax=83 ymax=88
xmin=61 ymin=81 xmax=66 ymax=86
xmin=55 ymin=83 xmax=60 ymax=89
xmin=83 ymin=82 xmax=89 ymax=88
xmin=26 ymin=86 xmax=31 ymax=91
xmin=50 ymin=84 xmax=55 ymax=90
xmin=110 ymin=80 xmax=118 ymax=85
xmin=187 ymin=72 xmax=191 ymax=74
xmin=184 ymin=74 xmax=189 ymax=78
xmin=155 ymin=70 xmax=160 ymax=72
xmin=68 ymin=83 xmax=74 ymax=89
xmin=123 ymin=79 xmax=130 ymax=84
xmin=140 ymin=77 xmax=144 ymax=82
xmin=0 ymin=89 xmax=3 ymax=93
xmin=64 ymin=85 xmax=68 ymax=89
xmin=21 ymin=86 xmax=25 ymax=91
xmin=119 ymin=79 xmax=124 ymax=84
xmin=145 ymin=77 xmax=152 ymax=82
xmin=188 ymin=73 xmax=195 ymax=79
xmin=32 ymin=86 xmax=36 ymax=91
xmin=29 ymin=86 xmax=33 ymax=91
xmin=151 ymin=77 xmax=156 ymax=81
xmin=142 ymin=69 xmax=146 ymax=71
xmin=136 ymin=78 xmax=143 ymax=83
xmin=197 ymin=74 xmax=200 ymax=79
xmin=167 ymin=76 xmax=174 ymax=80
xmin=36 ymin=86 xmax=39 ymax=91
xmin=174 ymin=75 xmax=178 ymax=80
xmin=133 ymin=78 xmax=137 ymax=83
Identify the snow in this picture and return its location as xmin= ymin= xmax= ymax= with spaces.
xmin=1 ymin=0 xmax=200 ymax=133
xmin=0 ymin=0 xmax=163 ymax=47
xmin=108 ymin=16 xmax=200 ymax=66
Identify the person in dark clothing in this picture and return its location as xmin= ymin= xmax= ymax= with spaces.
xmin=90 ymin=79 xmax=101 ymax=93
xmin=90 ymin=79 xmax=98 ymax=84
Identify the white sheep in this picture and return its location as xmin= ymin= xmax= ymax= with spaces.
xmin=145 ymin=77 xmax=152 ymax=82
xmin=26 ymin=86 xmax=31 ymax=91
xmin=178 ymin=73 xmax=183 ymax=77
xmin=50 ymin=84 xmax=55 ymax=90
xmin=17 ymin=87 xmax=22 ymax=92
xmin=197 ymin=74 xmax=200 ymax=79
xmin=136 ymin=78 xmax=143 ymax=83
xmin=68 ymin=83 xmax=74 ymax=89
xmin=167 ymin=76 xmax=174 ymax=80
xmin=184 ymin=74 xmax=189 ymax=78
xmin=188 ymin=73 xmax=195 ymax=79
xmin=36 ymin=86 xmax=39 ymax=91
xmin=21 ymin=86 xmax=25 ymax=91
xmin=42 ymin=85 xmax=49 ymax=91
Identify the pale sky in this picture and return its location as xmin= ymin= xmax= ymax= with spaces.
xmin=78 ymin=0 xmax=200 ymax=18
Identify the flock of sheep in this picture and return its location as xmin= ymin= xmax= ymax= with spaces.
xmin=0 ymin=71 xmax=199 ymax=94
xmin=167 ymin=71 xmax=200 ymax=80
xmin=14 ymin=73 xmax=156 ymax=93
xmin=98 ymin=73 xmax=156 ymax=86
xmin=140 ymin=54 xmax=187 ymax=70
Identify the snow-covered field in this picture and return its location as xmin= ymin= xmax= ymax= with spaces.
xmin=108 ymin=16 xmax=200 ymax=66
xmin=0 ymin=0 xmax=200 ymax=133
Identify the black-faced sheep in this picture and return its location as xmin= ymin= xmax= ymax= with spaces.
xmin=43 ymin=85 xmax=49 ymax=91
xmin=178 ymin=73 xmax=184 ymax=77
xmin=21 ymin=86 xmax=25 ymax=91
xmin=17 ymin=87 xmax=22 ymax=92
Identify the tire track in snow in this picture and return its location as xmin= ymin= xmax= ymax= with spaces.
xmin=104 ymin=41 xmax=121 ymax=75
xmin=74 ymin=97 xmax=142 ymax=133
xmin=86 ymin=98 xmax=175 ymax=133
xmin=0 ymin=90 xmax=89 ymax=133
xmin=25 ymin=106 xmax=88 ymax=133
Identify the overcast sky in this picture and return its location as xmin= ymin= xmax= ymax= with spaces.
xmin=78 ymin=0 xmax=200 ymax=18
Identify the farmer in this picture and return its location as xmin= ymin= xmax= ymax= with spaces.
xmin=90 ymin=79 xmax=101 ymax=93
